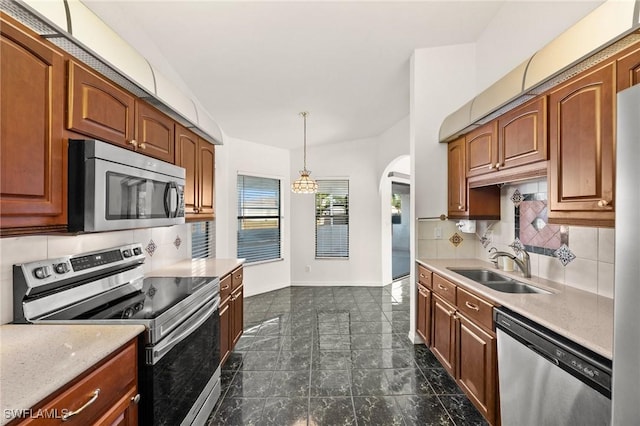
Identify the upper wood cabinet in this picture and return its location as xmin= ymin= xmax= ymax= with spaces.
xmin=175 ymin=124 xmax=215 ymax=220
xmin=0 ymin=14 xmax=66 ymax=234
xmin=548 ymin=61 xmax=616 ymax=226
xmin=497 ymin=96 xmax=548 ymax=170
xmin=68 ymin=61 xmax=174 ymax=163
xmin=447 ymin=137 xmax=467 ymax=217
xmin=466 ymin=122 xmax=498 ymax=177
xmin=136 ymin=101 xmax=175 ymax=163
xmin=67 ymin=60 xmax=135 ymax=147
xmin=617 ymin=43 xmax=640 ymax=92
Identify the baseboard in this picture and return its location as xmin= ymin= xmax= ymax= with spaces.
xmin=290 ymin=281 xmax=383 ymax=287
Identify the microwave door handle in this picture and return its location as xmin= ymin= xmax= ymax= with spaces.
xmin=171 ymin=183 xmax=180 ymax=217
xmin=164 ymin=182 xmax=177 ymax=218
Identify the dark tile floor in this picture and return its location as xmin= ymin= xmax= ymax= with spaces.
xmin=207 ymin=280 xmax=487 ymax=426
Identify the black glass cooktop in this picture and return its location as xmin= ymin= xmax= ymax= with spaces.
xmin=79 ymin=276 xmax=218 ymax=321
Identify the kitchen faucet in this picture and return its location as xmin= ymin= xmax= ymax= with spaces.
xmin=488 ymin=246 xmax=531 ymax=278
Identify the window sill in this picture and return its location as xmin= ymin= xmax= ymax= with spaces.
xmin=245 ymin=258 xmax=284 ymax=267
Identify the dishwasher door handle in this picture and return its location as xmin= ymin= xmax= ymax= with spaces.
xmin=526 ymin=343 xmax=560 ymax=366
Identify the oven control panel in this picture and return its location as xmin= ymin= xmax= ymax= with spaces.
xmin=14 ymin=244 xmax=146 ymax=295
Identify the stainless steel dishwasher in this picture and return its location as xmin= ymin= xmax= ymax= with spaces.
xmin=494 ymin=307 xmax=612 ymax=426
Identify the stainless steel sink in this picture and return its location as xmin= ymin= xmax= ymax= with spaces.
xmin=448 ymin=268 xmax=551 ymax=294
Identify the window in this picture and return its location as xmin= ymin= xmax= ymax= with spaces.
xmin=191 ymin=221 xmax=215 ymax=258
xmin=237 ymin=175 xmax=281 ymax=263
xmin=315 ymin=180 xmax=349 ymax=258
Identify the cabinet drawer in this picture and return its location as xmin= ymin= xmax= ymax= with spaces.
xmin=457 ymin=287 xmax=494 ymax=332
xmin=417 ymin=265 xmax=432 ymax=288
xmin=231 ymin=266 xmax=244 ymax=291
xmin=433 ymin=274 xmax=456 ymax=305
xmin=21 ymin=341 xmax=137 ymax=425
xmin=220 ymin=274 xmax=232 ymax=302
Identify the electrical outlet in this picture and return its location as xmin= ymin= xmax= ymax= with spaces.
xmin=305 ymin=265 xmax=311 ymax=272
xmin=434 ymin=227 xmax=442 ymax=239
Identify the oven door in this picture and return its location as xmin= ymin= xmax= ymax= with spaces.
xmin=139 ymin=297 xmax=220 ymax=426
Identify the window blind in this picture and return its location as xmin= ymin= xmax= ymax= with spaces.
xmin=191 ymin=221 xmax=215 ymax=259
xmin=315 ymin=180 xmax=349 ymax=258
xmin=237 ymin=175 xmax=281 ymax=263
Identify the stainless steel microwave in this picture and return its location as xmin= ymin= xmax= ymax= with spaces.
xmin=68 ymin=139 xmax=185 ymax=232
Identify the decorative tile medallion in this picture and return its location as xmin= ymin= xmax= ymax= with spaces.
xmin=480 ymin=234 xmax=491 ymax=249
xmin=554 ymin=244 xmax=576 ymax=266
xmin=174 ymin=235 xmax=182 ymax=250
xmin=510 ymin=238 xmax=525 ymax=251
xmin=510 ymin=189 xmax=524 ymax=207
xmin=449 ymin=232 xmax=463 ymax=247
xmin=146 ymin=239 xmax=157 ymax=257
xmin=515 ymin=192 xmax=568 ymax=257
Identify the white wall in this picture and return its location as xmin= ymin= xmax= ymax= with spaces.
xmin=409 ymin=43 xmax=478 ymax=342
xmin=474 ymin=1 xmax=604 ymax=92
xmin=0 ymin=224 xmax=190 ymax=324
xmin=290 ymin=137 xmax=381 ymax=286
xmin=216 ymin=136 xmax=292 ymax=297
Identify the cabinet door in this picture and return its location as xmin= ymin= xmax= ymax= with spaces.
xmin=447 ymin=137 xmax=467 ymax=218
xmin=617 ymin=44 xmax=640 ymax=91
xmin=67 ymin=61 xmax=135 ymax=147
xmin=135 ymin=101 xmax=175 ymax=163
xmin=175 ymin=124 xmax=199 ymax=215
xmin=0 ymin=15 xmax=66 ymax=231
xmin=548 ymin=61 xmax=615 ymax=225
xmin=94 ymin=386 xmax=139 ymax=426
xmin=416 ymin=284 xmax=431 ymax=345
xmin=231 ymin=285 xmax=244 ymax=347
xmin=219 ymin=300 xmax=231 ymax=365
xmin=456 ymin=314 xmax=497 ymax=425
xmin=498 ymin=96 xmax=547 ymax=170
xmin=466 ymin=121 xmax=498 ymax=177
xmin=431 ymin=294 xmax=456 ymax=376
xmin=198 ymin=139 xmax=215 ymax=217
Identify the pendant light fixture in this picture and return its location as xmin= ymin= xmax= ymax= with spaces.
xmin=291 ymin=111 xmax=318 ymax=193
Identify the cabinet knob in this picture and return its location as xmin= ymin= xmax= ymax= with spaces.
xmin=488 ymin=164 xmax=494 ymax=170
xmin=131 ymin=394 xmax=141 ymax=404
xmin=495 ymin=162 xmax=501 ymax=170
xmin=194 ymin=207 xmax=200 ymax=213
xmin=597 ymin=199 xmax=610 ymax=208
xmin=128 ymin=139 xmax=138 ymax=149
xmin=457 ymin=205 xmax=463 ymax=210
xmin=139 ymin=142 xmax=146 ymax=150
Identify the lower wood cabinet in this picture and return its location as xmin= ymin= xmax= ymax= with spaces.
xmin=431 ymin=293 xmax=457 ymax=376
xmin=417 ymin=264 xmax=499 ymax=425
xmin=220 ymin=266 xmax=244 ymax=366
xmin=416 ymin=283 xmax=431 ymax=345
xmin=457 ymin=313 xmax=497 ymax=424
xmin=15 ymin=338 xmax=139 ymax=426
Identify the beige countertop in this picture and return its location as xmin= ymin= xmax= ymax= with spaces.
xmin=146 ymin=258 xmax=244 ymax=279
xmin=0 ymin=324 xmax=144 ymax=425
xmin=417 ymin=258 xmax=613 ymax=359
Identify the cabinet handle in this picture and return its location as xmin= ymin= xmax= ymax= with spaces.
xmin=495 ymin=162 xmax=501 ymax=170
xmin=437 ymin=284 xmax=448 ymax=291
xmin=488 ymin=164 xmax=494 ymax=170
xmin=597 ymin=199 xmax=610 ymax=208
xmin=222 ymin=284 xmax=230 ymax=290
xmin=128 ymin=139 xmax=138 ymax=149
xmin=465 ymin=301 xmax=480 ymax=311
xmin=131 ymin=394 xmax=141 ymax=404
xmin=62 ymin=389 xmax=100 ymax=421
xmin=235 ymin=274 xmax=242 ymax=280
xmin=419 ymin=273 xmax=425 ymax=278
xmin=139 ymin=142 xmax=146 ymax=150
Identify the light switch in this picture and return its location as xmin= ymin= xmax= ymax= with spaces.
xmin=434 ymin=227 xmax=442 ymax=239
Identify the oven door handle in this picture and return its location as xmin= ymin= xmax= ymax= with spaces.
xmin=151 ymin=297 xmax=219 ymax=364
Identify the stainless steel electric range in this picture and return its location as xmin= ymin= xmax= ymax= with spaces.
xmin=13 ymin=243 xmax=221 ymax=426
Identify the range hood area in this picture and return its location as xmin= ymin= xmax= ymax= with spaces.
xmin=1 ymin=0 xmax=223 ymax=144
xmin=440 ymin=0 xmax=640 ymax=142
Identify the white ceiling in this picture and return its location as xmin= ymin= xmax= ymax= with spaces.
xmin=82 ymin=1 xmax=600 ymax=149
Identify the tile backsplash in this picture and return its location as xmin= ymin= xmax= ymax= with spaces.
xmin=417 ymin=178 xmax=615 ymax=299
xmin=0 ymin=224 xmax=190 ymax=325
